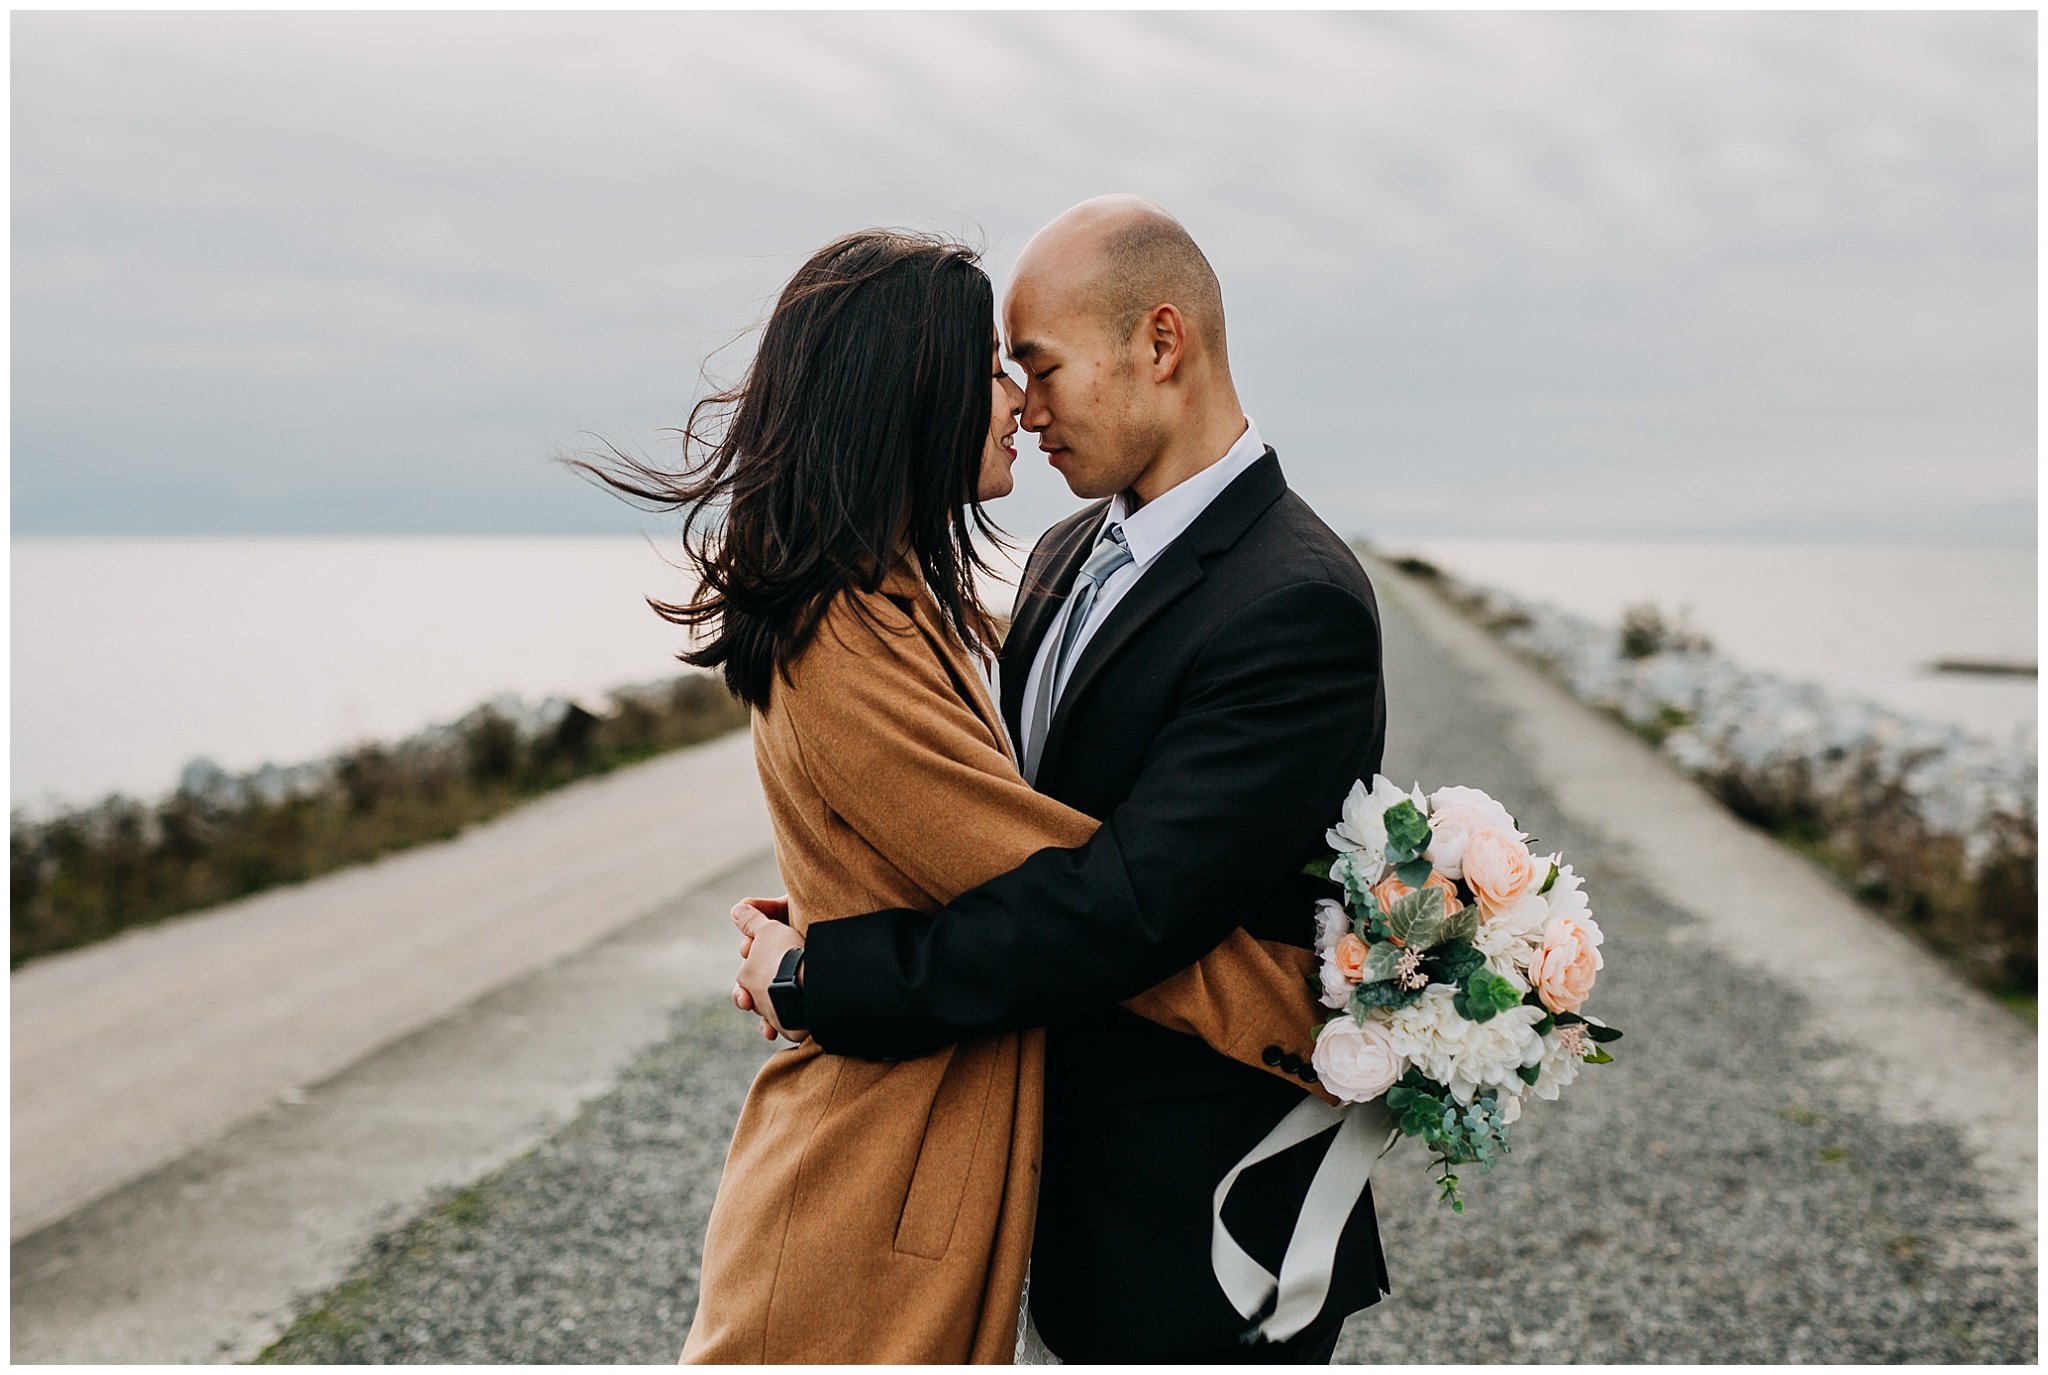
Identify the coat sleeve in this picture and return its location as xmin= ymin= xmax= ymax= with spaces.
xmin=803 ymin=579 xmax=1383 ymax=1061
xmin=784 ymin=596 xmax=1334 ymax=1092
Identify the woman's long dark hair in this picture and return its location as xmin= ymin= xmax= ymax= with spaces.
xmin=570 ymin=231 xmax=1004 ymax=710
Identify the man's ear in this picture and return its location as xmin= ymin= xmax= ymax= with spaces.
xmin=1144 ymin=303 xmax=1189 ymax=380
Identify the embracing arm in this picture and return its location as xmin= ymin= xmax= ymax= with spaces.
xmin=803 ymin=579 xmax=1382 ymax=1061
xmin=778 ymin=596 xmax=1349 ymax=1087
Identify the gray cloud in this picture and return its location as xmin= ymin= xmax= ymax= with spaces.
xmin=12 ymin=12 xmax=2035 ymax=541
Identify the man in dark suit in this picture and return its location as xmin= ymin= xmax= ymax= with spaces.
xmin=734 ymin=195 xmax=1389 ymax=1363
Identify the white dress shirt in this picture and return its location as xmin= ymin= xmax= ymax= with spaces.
xmin=1015 ymin=418 xmax=1268 ymax=755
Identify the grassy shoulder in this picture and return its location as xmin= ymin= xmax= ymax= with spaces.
xmin=11 ymin=675 xmax=749 ymax=967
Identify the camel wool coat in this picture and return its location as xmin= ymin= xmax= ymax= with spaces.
xmin=681 ymin=562 xmax=1330 ymax=1364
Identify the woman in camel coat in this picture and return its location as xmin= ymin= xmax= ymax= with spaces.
xmin=581 ymin=231 xmax=1327 ymax=1364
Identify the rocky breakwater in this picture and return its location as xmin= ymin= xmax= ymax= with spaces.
xmin=1389 ymin=557 xmax=2036 ymax=1009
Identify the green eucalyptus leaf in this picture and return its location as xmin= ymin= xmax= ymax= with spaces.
xmin=1353 ymin=979 xmax=1424 ymax=1013
xmin=1383 ymin=799 xmax=1432 ymax=855
xmin=1393 ymin=857 xmax=1435 ymax=888
xmin=1385 ymin=1084 xmax=1440 ymax=1137
xmin=1343 ymin=867 xmax=1380 ymax=917
xmin=1360 ymin=941 xmax=1406 ymax=984
xmin=1439 ymin=902 xmax=1479 ymax=945
xmin=1453 ymin=968 xmax=1523 ymax=1024
xmin=1424 ymin=938 xmax=1485 ymax=984
xmin=1385 ymin=885 xmax=1445 ymax=949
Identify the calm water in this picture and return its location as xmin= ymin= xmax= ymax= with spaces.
xmin=1387 ymin=539 xmax=2037 ymax=743
xmin=11 ymin=538 xmax=706 ymax=808
xmin=11 ymin=536 xmax=2036 ymax=808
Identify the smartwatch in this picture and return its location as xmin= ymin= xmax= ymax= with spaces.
xmin=768 ymin=947 xmax=808 ymax=1032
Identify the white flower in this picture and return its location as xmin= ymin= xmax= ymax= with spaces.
xmin=1313 ymin=898 xmax=1355 ymax=1008
xmin=1313 ymin=897 xmax=1349 ymax=958
xmin=1529 ymin=1026 xmax=1588 ymax=1101
xmin=1423 ymin=785 xmax=1522 ymax=881
xmin=1319 ymin=959 xmax=1354 ymax=1010
xmin=1325 ymin=775 xmax=1424 ymax=874
xmin=1385 ymin=990 xmax=1545 ymax=1106
xmin=1311 ymin=1014 xmax=1406 ymax=1104
xmin=1543 ymin=862 xmax=1593 ymax=926
xmin=1475 ymin=889 xmax=1549 ymax=981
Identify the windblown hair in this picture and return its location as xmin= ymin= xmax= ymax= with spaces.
xmin=568 ymin=231 xmax=1003 ymax=710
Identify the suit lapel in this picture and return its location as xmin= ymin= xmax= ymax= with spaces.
xmin=999 ymin=502 xmax=1109 ymax=744
xmin=1035 ymin=451 xmax=1290 ymax=787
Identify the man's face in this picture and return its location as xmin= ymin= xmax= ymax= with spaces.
xmin=1001 ymin=276 xmax=1162 ymax=501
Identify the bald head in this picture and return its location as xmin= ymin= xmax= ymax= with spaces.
xmin=1013 ymin=195 xmax=1228 ymax=361
xmin=1002 ymin=196 xmax=1246 ymax=507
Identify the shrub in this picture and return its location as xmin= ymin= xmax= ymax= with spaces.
xmin=10 ymin=674 xmax=749 ymax=967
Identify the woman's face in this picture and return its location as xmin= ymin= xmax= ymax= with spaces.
xmin=978 ymin=345 xmax=1025 ymax=502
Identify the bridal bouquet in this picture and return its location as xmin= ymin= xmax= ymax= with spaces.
xmin=1305 ymin=777 xmax=1621 ymax=1210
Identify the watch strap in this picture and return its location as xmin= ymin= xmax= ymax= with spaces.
xmin=768 ymin=946 xmax=808 ymax=1031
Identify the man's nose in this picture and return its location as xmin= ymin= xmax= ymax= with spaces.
xmin=1020 ymin=387 xmax=1051 ymax=432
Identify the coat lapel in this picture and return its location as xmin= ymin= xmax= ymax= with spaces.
xmin=999 ymin=501 xmax=1110 ymax=745
xmin=891 ymin=561 xmax=1016 ymax=762
xmin=1034 ymin=451 xmax=1290 ymax=787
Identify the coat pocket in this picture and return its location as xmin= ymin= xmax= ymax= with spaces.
xmin=893 ymin=1042 xmax=1000 ymax=1259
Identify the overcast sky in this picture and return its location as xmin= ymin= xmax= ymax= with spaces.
xmin=12 ymin=11 xmax=2036 ymax=544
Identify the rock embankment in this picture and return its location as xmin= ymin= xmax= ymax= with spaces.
xmin=1393 ymin=555 xmax=2036 ymax=1003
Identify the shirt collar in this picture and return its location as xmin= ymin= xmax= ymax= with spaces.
xmin=1106 ymin=417 xmax=1266 ymax=569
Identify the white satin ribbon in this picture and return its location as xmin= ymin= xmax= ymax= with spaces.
xmin=1210 ymin=1096 xmax=1400 ymax=1344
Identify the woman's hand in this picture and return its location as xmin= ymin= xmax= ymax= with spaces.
xmin=732 ymin=899 xmax=808 ymax=1043
xmin=730 ymin=895 xmax=792 ymax=1013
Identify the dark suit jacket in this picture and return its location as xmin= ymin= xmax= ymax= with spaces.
xmin=804 ymin=451 xmax=1390 ymax=1360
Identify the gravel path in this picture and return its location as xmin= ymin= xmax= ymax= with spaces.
xmin=255 ymin=1000 xmax=771 ymax=1364
xmin=257 ymin=588 xmax=2036 ymax=1364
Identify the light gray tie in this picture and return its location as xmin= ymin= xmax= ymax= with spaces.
xmin=1023 ymin=523 xmax=1132 ymax=784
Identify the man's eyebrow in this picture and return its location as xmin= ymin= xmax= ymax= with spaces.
xmin=1007 ymin=339 xmax=1042 ymax=363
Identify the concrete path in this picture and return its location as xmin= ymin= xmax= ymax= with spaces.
xmin=12 ymin=730 xmax=769 ymax=1244
xmin=10 ymin=851 xmax=781 ymax=1364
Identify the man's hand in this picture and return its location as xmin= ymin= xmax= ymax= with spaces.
xmin=732 ymin=898 xmax=807 ymax=1043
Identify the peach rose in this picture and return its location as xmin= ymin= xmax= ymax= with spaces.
xmin=1423 ymin=786 xmax=1520 ymax=880
xmin=1529 ymin=910 xmax=1605 ymax=1013
xmin=1371 ymin=870 xmax=1465 ymax=928
xmin=1462 ymin=828 xmax=1538 ymax=917
xmin=1332 ymin=932 xmax=1370 ymax=983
